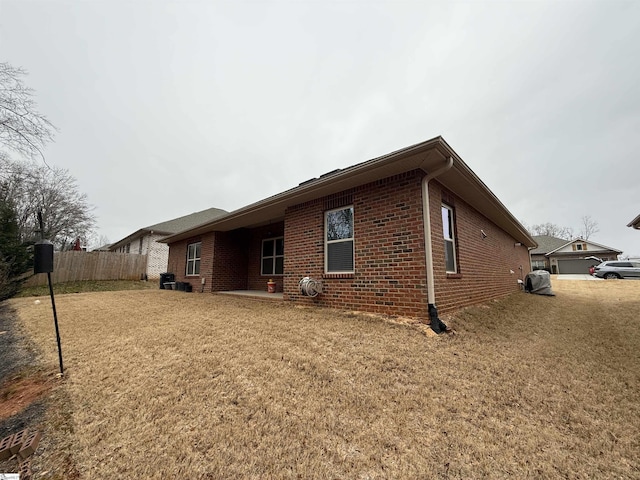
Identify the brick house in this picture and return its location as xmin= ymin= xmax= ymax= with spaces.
xmin=162 ymin=137 xmax=535 ymax=327
xmin=109 ymin=207 xmax=227 ymax=279
xmin=530 ymin=235 xmax=622 ymax=274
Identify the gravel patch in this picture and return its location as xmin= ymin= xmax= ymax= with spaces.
xmin=0 ymin=302 xmax=37 ymax=384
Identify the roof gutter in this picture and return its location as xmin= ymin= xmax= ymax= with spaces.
xmin=421 ymin=156 xmax=453 ymax=334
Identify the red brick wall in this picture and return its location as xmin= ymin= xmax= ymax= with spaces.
xmin=246 ymin=223 xmax=285 ymax=292
xmin=166 ymin=232 xmax=216 ymax=292
xmin=211 ymin=230 xmax=249 ymax=291
xmin=284 ymin=170 xmax=430 ymax=318
xmin=429 ymin=182 xmax=531 ymax=313
xmin=167 ymin=225 xmax=287 ymax=294
xmin=167 ymin=169 xmax=531 ymax=318
xmin=283 ymin=169 xmax=531 ymax=318
xmin=168 ymin=231 xmax=250 ymax=292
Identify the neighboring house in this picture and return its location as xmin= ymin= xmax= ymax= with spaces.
xmin=627 ymin=214 xmax=640 ymax=230
xmin=161 ymin=136 xmax=536 ymax=323
xmin=109 ymin=207 xmax=227 ymax=279
xmin=531 ymin=235 xmax=622 ymax=274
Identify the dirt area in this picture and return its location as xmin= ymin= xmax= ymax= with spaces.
xmin=3 ymin=279 xmax=640 ymax=479
xmin=0 ymin=303 xmax=52 ymax=476
xmin=0 ymin=303 xmax=52 ymax=427
xmin=0 ymin=303 xmax=55 ymax=424
xmin=0 ymin=373 xmax=52 ymax=421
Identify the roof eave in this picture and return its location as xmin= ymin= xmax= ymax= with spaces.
xmin=160 ymin=137 xmax=447 ymax=243
xmin=434 ymin=140 xmax=537 ymax=248
xmin=161 ymin=136 xmax=536 ymax=248
xmin=109 ymin=228 xmax=172 ymax=250
xmin=627 ymin=214 xmax=640 ymax=229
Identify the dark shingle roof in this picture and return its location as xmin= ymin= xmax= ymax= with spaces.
xmin=109 ymin=207 xmax=228 ymax=250
xmin=145 ymin=207 xmax=228 ymax=235
xmin=530 ymin=235 xmax=570 ymax=255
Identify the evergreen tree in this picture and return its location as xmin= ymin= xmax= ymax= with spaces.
xmin=0 ymin=199 xmax=32 ymax=301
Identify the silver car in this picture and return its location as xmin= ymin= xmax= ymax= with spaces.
xmin=593 ymin=261 xmax=640 ymax=279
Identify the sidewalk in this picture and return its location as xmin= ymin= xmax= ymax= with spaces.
xmin=554 ymin=274 xmax=602 ymax=281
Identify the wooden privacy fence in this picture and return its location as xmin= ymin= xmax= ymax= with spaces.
xmin=24 ymin=251 xmax=148 ymax=286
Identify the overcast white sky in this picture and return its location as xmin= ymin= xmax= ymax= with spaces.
xmin=1 ymin=0 xmax=638 ymax=255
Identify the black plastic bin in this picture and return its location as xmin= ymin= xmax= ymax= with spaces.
xmin=159 ymin=272 xmax=175 ymax=289
xmin=184 ymin=283 xmax=192 ymax=292
xmin=175 ymin=281 xmax=185 ymax=291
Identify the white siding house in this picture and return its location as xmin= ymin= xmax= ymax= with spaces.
xmin=109 ymin=207 xmax=227 ymax=279
xmin=530 ymin=235 xmax=622 ymax=274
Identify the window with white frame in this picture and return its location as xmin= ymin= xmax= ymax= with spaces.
xmin=186 ymin=242 xmax=201 ymax=276
xmin=442 ymin=204 xmax=457 ymax=273
xmin=325 ymin=206 xmax=354 ymax=273
xmin=532 ymin=260 xmax=547 ymax=270
xmin=262 ymin=237 xmax=284 ymax=275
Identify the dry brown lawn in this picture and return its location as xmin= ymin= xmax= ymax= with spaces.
xmin=6 ymin=278 xmax=640 ymax=479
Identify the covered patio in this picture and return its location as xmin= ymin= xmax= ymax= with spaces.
xmin=216 ymin=290 xmax=284 ymax=301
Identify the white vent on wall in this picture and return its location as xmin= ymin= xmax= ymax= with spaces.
xmin=299 ymin=277 xmax=323 ymax=297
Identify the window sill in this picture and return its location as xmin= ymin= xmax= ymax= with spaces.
xmin=322 ymin=273 xmax=354 ymax=279
xmin=446 ymin=273 xmax=463 ymax=279
xmin=261 ymin=274 xmax=284 ymax=277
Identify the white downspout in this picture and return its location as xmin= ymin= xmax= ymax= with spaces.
xmin=421 ymin=156 xmax=453 ymax=332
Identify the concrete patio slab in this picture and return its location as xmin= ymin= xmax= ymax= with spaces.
xmin=217 ymin=290 xmax=284 ymax=300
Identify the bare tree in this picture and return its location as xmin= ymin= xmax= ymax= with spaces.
xmin=1 ymin=62 xmax=93 ymax=249
xmin=0 ymin=159 xmax=95 ymax=249
xmin=579 ymin=215 xmax=599 ymax=240
xmin=1 ymin=62 xmax=56 ymax=161
xmin=529 ymin=222 xmax=574 ymax=240
xmin=87 ymin=233 xmax=111 ymax=251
